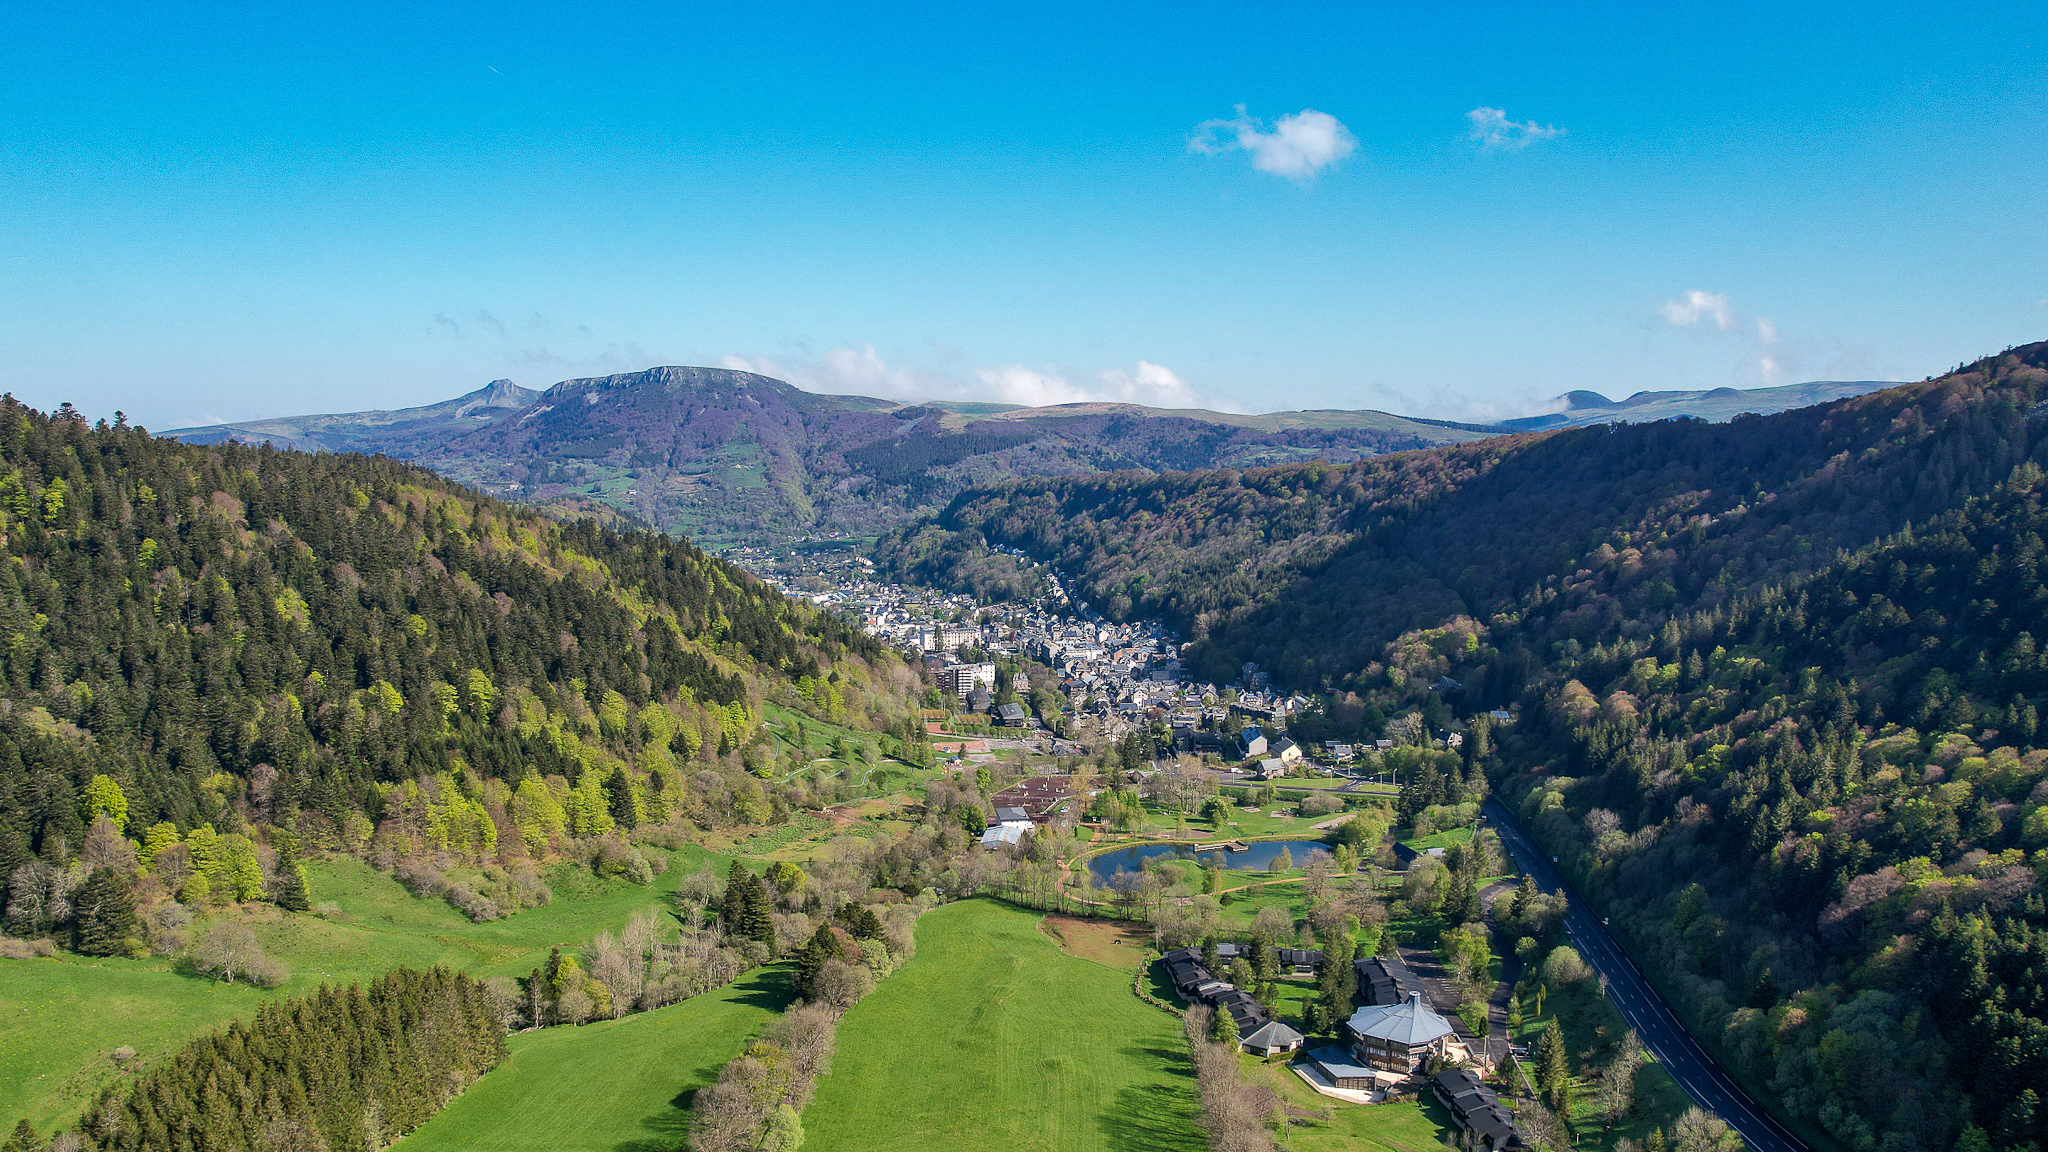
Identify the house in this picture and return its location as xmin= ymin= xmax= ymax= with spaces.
xmin=1239 ymin=727 xmax=1268 ymax=758
xmin=1179 ymin=730 xmax=1225 ymax=756
xmin=1209 ymin=988 xmax=1269 ymax=1034
xmin=967 ymin=687 xmax=993 ymax=713
xmin=1272 ymin=736 xmax=1303 ymax=764
xmin=1239 ymin=1019 xmax=1305 ymax=1056
xmin=996 ymin=701 xmax=1029 ymax=727
xmin=1257 ymin=757 xmax=1287 ymax=780
xmin=1432 ymin=1068 xmax=1527 ymax=1151
xmin=1305 ymin=1045 xmax=1378 ymax=1091
xmin=1355 ymin=954 xmax=1421 ymax=1006
xmin=1276 ymin=948 xmax=1323 ymax=976
xmin=1446 ymin=732 xmax=1465 ymax=749
xmin=992 ymin=806 xmax=1033 ymax=830
xmin=1346 ymin=991 xmax=1457 ymax=1074
xmin=1324 ymin=741 xmax=1355 ymax=762
xmin=1430 ymin=675 xmax=1462 ymax=695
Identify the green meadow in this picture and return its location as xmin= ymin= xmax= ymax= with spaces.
xmin=400 ymin=967 xmax=793 ymax=1152
xmin=0 ymin=848 xmax=728 ymax=1132
xmin=802 ymin=899 xmax=1204 ymax=1152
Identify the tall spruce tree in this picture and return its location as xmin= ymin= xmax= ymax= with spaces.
xmin=271 ymin=832 xmax=311 ymax=913
xmin=73 ymin=867 xmax=137 ymax=957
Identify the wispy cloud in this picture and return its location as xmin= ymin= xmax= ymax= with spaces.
xmin=1658 ymin=291 xmax=1788 ymax=383
xmin=722 ymin=345 xmax=1242 ymax=411
xmin=719 ymin=344 xmax=949 ymax=402
xmin=975 ymin=360 xmax=1232 ymax=409
xmin=1189 ymin=105 xmax=1357 ymax=181
xmin=1659 ymin=290 xmax=1735 ymax=330
xmin=1465 ymin=107 xmax=1566 ymax=151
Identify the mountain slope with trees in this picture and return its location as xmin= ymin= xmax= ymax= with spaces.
xmin=0 ymin=396 xmax=917 ymax=945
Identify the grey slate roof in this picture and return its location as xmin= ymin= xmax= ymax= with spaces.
xmin=1347 ymin=990 xmax=1455 ymax=1046
xmin=1239 ymin=1020 xmax=1304 ymax=1050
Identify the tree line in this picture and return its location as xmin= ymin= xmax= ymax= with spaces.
xmin=3 ymin=966 xmax=503 ymax=1152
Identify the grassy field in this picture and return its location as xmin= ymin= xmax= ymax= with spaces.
xmin=803 ymin=900 xmax=1205 ymax=1152
xmin=400 ymin=967 xmax=793 ymax=1152
xmin=0 ymin=848 xmax=729 ymax=1132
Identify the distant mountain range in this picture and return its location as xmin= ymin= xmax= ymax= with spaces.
xmin=167 ymin=370 xmax=1898 ymax=547
xmin=1498 ymin=378 xmax=1896 ymax=430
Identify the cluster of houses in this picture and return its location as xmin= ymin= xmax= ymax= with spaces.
xmin=1154 ymin=943 xmax=1526 ymax=1148
xmin=768 ymin=550 xmax=1313 ymax=744
xmin=1160 ymin=944 xmax=1309 ymax=1057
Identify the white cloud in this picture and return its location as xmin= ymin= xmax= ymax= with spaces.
xmin=1465 ymin=107 xmax=1566 ymax=151
xmin=976 ymin=360 xmax=1229 ymax=409
xmin=722 ymin=345 xmax=1241 ymax=411
xmin=719 ymin=344 xmax=945 ymax=402
xmin=1657 ymin=292 xmax=1787 ymax=384
xmin=1660 ymin=290 xmax=1735 ymax=330
xmin=1189 ymin=105 xmax=1357 ymax=181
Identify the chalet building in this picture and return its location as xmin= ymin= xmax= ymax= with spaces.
xmin=1432 ymin=1068 xmax=1527 ymax=1151
xmin=1354 ymin=954 xmax=1420 ymax=1006
xmin=1276 ymin=947 xmax=1323 ymax=976
xmin=1240 ymin=1019 xmax=1305 ymax=1056
xmin=996 ymin=701 xmax=1029 ymax=727
xmin=1161 ymin=946 xmax=1294 ymax=1054
xmin=1346 ymin=991 xmax=1457 ymax=1073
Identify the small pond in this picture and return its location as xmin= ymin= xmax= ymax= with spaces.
xmin=1086 ymin=838 xmax=1333 ymax=883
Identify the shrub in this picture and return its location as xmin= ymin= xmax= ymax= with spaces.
xmin=1541 ymin=945 xmax=1593 ymax=986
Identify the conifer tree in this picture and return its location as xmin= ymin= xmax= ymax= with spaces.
xmin=2 ymin=1118 xmax=43 ymax=1152
xmin=73 ymin=867 xmax=137 ymax=957
xmin=794 ymin=924 xmax=844 ymax=998
xmin=271 ymin=832 xmax=311 ymax=913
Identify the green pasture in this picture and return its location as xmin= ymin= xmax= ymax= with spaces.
xmin=0 ymin=848 xmax=729 ymax=1133
xmin=803 ymin=899 xmax=1205 ymax=1152
xmin=400 ymin=967 xmax=792 ymax=1152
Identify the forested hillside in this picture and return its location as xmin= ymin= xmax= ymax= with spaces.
xmin=884 ymin=341 xmax=2048 ymax=1152
xmin=888 ymin=345 xmax=2047 ymax=692
xmin=0 ymin=396 xmax=914 ymax=919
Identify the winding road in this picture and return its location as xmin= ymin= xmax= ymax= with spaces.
xmin=1484 ymin=799 xmax=1811 ymax=1152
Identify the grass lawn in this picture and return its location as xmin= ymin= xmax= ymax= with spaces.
xmin=0 ymin=954 xmax=275 ymax=1132
xmin=400 ymin=967 xmax=793 ymax=1152
xmin=804 ymin=900 xmax=1205 ymax=1152
xmin=0 ymin=848 xmax=731 ymax=1133
xmin=1398 ymin=824 xmax=1475 ymax=854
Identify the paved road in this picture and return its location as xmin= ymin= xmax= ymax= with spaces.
xmin=1484 ymin=798 xmax=1810 ymax=1152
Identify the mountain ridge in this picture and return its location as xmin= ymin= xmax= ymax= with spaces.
xmin=166 ymin=368 xmax=1898 ymax=547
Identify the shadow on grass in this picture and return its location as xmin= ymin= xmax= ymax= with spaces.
xmin=1102 ymin=1079 xmax=1205 ymax=1152
xmin=727 ymin=965 xmax=797 ymax=1011
xmin=612 ymin=968 xmax=796 ymax=1152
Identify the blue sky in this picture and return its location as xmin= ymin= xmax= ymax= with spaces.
xmin=1 ymin=1 xmax=2043 ymax=428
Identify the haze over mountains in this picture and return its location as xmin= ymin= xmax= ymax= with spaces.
xmin=168 ymin=368 xmax=1898 ymax=548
